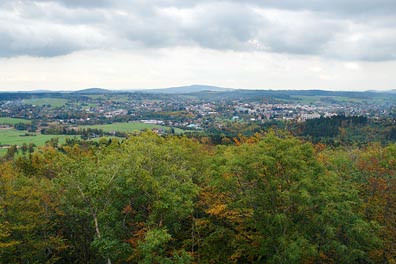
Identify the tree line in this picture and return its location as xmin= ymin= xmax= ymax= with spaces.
xmin=41 ymin=127 xmax=128 ymax=139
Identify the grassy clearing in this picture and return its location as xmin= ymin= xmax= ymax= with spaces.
xmin=23 ymin=98 xmax=68 ymax=107
xmin=0 ymin=117 xmax=31 ymax=125
xmin=0 ymin=121 xmax=182 ymax=151
xmin=109 ymin=95 xmax=131 ymax=102
xmin=86 ymin=94 xmax=107 ymax=100
xmin=0 ymin=121 xmax=182 ymax=156
xmin=0 ymin=129 xmax=78 ymax=146
xmin=80 ymin=122 xmax=184 ymax=134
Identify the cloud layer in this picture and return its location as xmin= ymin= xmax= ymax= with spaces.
xmin=1 ymin=0 xmax=395 ymax=61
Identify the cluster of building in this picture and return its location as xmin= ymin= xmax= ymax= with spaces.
xmin=0 ymin=92 xmax=395 ymax=132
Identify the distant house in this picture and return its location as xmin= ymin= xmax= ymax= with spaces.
xmin=186 ymin=124 xmax=202 ymax=129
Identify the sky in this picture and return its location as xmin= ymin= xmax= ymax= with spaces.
xmin=0 ymin=0 xmax=395 ymax=91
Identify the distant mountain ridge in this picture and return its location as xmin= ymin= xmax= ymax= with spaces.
xmin=72 ymin=85 xmax=233 ymax=94
xmin=143 ymin=85 xmax=234 ymax=94
xmin=74 ymin=88 xmax=112 ymax=94
xmin=3 ymin=85 xmax=396 ymax=95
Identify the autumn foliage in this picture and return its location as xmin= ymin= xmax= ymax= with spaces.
xmin=0 ymin=132 xmax=395 ymax=263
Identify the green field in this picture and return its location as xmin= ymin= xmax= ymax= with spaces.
xmin=0 ymin=122 xmax=182 ymax=157
xmin=23 ymin=98 xmax=68 ymax=107
xmin=0 ymin=117 xmax=31 ymax=125
xmin=86 ymin=94 xmax=107 ymax=100
xmin=0 ymin=129 xmax=78 ymax=147
xmin=81 ymin=122 xmax=184 ymax=134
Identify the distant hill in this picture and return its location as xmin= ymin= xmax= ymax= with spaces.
xmin=3 ymin=86 xmax=396 ymax=97
xmin=74 ymin=88 xmax=112 ymax=94
xmin=144 ymin=85 xmax=234 ymax=94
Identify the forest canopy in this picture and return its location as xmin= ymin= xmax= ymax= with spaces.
xmin=0 ymin=131 xmax=395 ymax=263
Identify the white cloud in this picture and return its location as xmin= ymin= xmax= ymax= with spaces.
xmin=0 ymin=48 xmax=395 ymax=91
xmin=344 ymin=62 xmax=361 ymax=71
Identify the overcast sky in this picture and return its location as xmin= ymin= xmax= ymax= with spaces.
xmin=0 ymin=0 xmax=395 ymax=91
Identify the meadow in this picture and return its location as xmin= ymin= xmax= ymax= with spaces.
xmin=0 ymin=128 xmax=77 ymax=147
xmin=81 ymin=121 xmax=184 ymax=134
xmin=0 ymin=117 xmax=31 ymax=125
xmin=0 ymin=121 xmax=184 ymax=157
xmin=0 ymin=121 xmax=181 ymax=145
xmin=23 ymin=98 xmax=69 ymax=107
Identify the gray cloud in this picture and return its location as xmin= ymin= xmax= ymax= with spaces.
xmin=0 ymin=7 xmax=108 ymax=57
xmin=220 ymin=0 xmax=396 ymax=17
xmin=33 ymin=0 xmax=111 ymax=8
xmin=0 ymin=0 xmax=395 ymax=60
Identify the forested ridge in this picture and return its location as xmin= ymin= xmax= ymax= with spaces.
xmin=1 ymin=132 xmax=396 ymax=263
